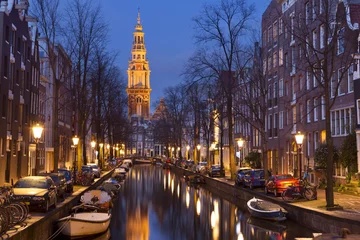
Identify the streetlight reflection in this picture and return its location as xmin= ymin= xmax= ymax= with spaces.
xmin=186 ymin=189 xmax=190 ymax=209
xmin=196 ymin=198 xmax=201 ymax=216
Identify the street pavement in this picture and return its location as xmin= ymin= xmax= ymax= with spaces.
xmin=217 ymin=170 xmax=360 ymax=222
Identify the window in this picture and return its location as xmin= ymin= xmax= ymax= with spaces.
xmin=313 ymin=64 xmax=317 ymax=88
xmin=314 ymin=131 xmax=319 ymax=151
xmin=273 ymin=21 xmax=278 ymax=45
xmin=291 ymin=47 xmax=295 ymax=73
xmin=279 ymin=111 xmax=284 ymax=129
xmin=279 ymin=18 xmax=283 ymax=35
xmin=320 ymin=0 xmax=324 ymax=14
xmin=284 ymin=53 xmax=288 ymax=67
xmin=307 ymin=99 xmax=311 ymax=123
xmin=312 ymin=0 xmax=316 ymax=21
xmin=273 ymin=81 xmax=278 ymax=106
xmin=5 ymin=26 xmax=9 ymax=43
xmin=262 ymin=59 xmax=266 ymax=75
xmin=274 ymin=113 xmax=278 ymax=137
xmin=268 ymin=26 xmax=272 ymax=44
xmin=263 ymin=30 xmax=267 ymax=47
xmin=291 ymin=16 xmax=294 ymax=42
xmin=331 ymin=72 xmax=336 ymax=98
xmin=331 ymin=107 xmax=354 ymax=136
xmin=306 ymin=69 xmax=311 ymax=90
xmin=337 ymin=27 xmax=345 ymax=54
xmin=292 ymin=106 xmax=297 ymax=124
xmin=348 ymin=64 xmax=354 ymax=92
xmin=3 ymin=56 xmax=8 ymax=78
xmin=307 ymin=132 xmax=311 ymax=156
xmin=268 ymin=84 xmax=272 ymax=108
xmin=1 ymin=95 xmax=6 ymax=117
xmin=338 ymin=68 xmax=346 ymax=95
xmin=298 ymin=44 xmax=302 ymax=59
xmin=320 ymin=60 xmax=324 ymax=84
xmin=321 ymin=96 xmax=325 ymax=120
xmin=306 ymin=36 xmax=310 ymax=54
xmin=314 ymin=98 xmax=318 ymax=121
xmin=273 ymin=52 xmax=277 ymax=68
xmin=11 ymin=29 xmax=16 ymax=54
xmin=305 ymin=2 xmax=310 ymax=24
xmin=279 ymin=78 xmax=284 ymax=97
xmin=268 ymin=56 xmax=272 ymax=70
xmin=299 ymin=104 xmax=304 ymax=123
xmin=268 ymin=114 xmax=272 ymax=138
xmin=285 ymin=81 xmax=289 ymax=96
xmin=320 ymin=25 xmax=325 ymax=48
xmin=357 ymin=99 xmax=360 ymax=125
xmin=279 ymin=48 xmax=283 ymax=66
xmin=312 ymin=30 xmax=317 ymax=50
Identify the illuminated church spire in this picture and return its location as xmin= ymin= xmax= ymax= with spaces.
xmin=126 ymin=10 xmax=151 ymax=120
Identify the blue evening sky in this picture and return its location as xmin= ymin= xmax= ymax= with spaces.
xmin=101 ymin=0 xmax=271 ymax=109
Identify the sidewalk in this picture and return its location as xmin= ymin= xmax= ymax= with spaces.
xmin=221 ymin=170 xmax=360 ymax=222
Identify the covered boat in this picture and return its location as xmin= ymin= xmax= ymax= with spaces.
xmin=57 ymin=212 xmax=111 ymax=237
xmin=247 ymin=197 xmax=287 ymax=221
xmin=80 ymin=190 xmax=112 ymax=210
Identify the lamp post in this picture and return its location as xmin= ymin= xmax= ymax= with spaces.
xmin=99 ymin=143 xmax=104 ymax=169
xmin=177 ymin=147 xmax=180 ymax=158
xmin=186 ymin=145 xmax=190 ymax=160
xmin=237 ymin=138 xmax=244 ymax=167
xmin=197 ymin=144 xmax=201 ymax=163
xmin=295 ymin=131 xmax=304 ymax=179
xmin=91 ymin=141 xmax=96 ymax=163
xmin=72 ymin=135 xmax=79 ymax=181
xmin=32 ymin=123 xmax=43 ymax=175
xmin=107 ymin=144 xmax=110 ymax=159
xmin=168 ymin=146 xmax=171 ymax=158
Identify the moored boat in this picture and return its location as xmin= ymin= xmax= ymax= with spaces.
xmin=57 ymin=212 xmax=111 ymax=237
xmin=247 ymin=197 xmax=287 ymax=221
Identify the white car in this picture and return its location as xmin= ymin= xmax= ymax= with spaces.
xmin=196 ymin=162 xmax=208 ymax=173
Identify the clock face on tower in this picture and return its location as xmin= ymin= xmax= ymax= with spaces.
xmin=126 ymin=10 xmax=151 ymax=120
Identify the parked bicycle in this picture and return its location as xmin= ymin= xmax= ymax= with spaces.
xmin=0 ymin=185 xmax=30 ymax=236
xmin=281 ymin=179 xmax=316 ymax=201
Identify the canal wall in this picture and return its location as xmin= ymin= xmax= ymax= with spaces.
xmin=171 ymin=166 xmax=360 ymax=235
xmin=9 ymin=169 xmax=115 ymax=240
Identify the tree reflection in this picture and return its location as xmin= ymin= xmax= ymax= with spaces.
xmin=109 ymin=166 xmax=314 ymax=240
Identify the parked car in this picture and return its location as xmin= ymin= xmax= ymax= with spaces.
xmin=12 ymin=176 xmax=57 ymax=212
xmin=81 ymin=165 xmax=95 ymax=181
xmin=58 ymin=168 xmax=74 ymax=193
xmin=265 ymin=174 xmax=299 ymax=196
xmin=208 ymin=164 xmax=225 ymax=177
xmin=195 ymin=162 xmax=208 ymax=173
xmin=235 ymin=167 xmax=252 ymax=186
xmin=38 ymin=172 xmax=67 ymax=200
xmin=185 ymin=160 xmax=195 ymax=169
xmin=87 ymin=163 xmax=101 ymax=178
xmin=243 ymin=169 xmax=268 ymax=189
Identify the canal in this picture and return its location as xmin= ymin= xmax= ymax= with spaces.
xmin=106 ymin=165 xmax=315 ymax=240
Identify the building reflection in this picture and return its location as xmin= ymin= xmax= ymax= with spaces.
xmin=109 ymin=166 xmax=314 ymax=240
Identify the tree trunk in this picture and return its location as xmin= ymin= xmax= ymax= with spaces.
xmin=325 ymin=84 xmax=334 ymax=208
xmin=53 ymin=80 xmax=60 ymax=172
xmin=227 ymin=95 xmax=235 ymax=180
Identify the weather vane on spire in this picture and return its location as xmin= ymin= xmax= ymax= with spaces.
xmin=137 ymin=7 xmax=141 ymax=25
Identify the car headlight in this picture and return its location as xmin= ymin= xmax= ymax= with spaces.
xmin=33 ymin=197 xmax=45 ymax=201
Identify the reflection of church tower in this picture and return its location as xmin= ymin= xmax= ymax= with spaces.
xmin=126 ymin=10 xmax=151 ymax=120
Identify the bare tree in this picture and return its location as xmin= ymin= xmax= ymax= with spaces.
xmin=184 ymin=0 xmax=255 ymax=178
xmin=64 ymin=0 xmax=107 ymax=168
xmin=32 ymin=0 xmax=68 ymax=173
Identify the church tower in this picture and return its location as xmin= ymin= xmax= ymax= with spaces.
xmin=126 ymin=10 xmax=151 ymax=120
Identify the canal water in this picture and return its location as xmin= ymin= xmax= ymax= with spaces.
xmin=106 ymin=165 xmax=315 ymax=240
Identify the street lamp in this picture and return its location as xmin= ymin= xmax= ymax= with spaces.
xmin=91 ymin=141 xmax=96 ymax=163
xmin=197 ymin=144 xmax=201 ymax=163
xmin=32 ymin=123 xmax=43 ymax=175
xmin=177 ymin=147 xmax=180 ymax=158
xmin=72 ymin=135 xmax=79 ymax=181
xmin=99 ymin=143 xmax=104 ymax=168
xmin=237 ymin=138 xmax=244 ymax=167
xmin=186 ymin=145 xmax=190 ymax=160
xmin=295 ymin=131 xmax=304 ymax=179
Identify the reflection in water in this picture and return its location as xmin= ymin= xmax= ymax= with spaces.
xmin=109 ymin=166 xmax=314 ymax=240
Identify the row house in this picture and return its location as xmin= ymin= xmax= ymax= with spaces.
xmin=0 ymin=0 xmax=41 ymax=184
xmin=262 ymin=0 xmax=360 ymax=182
xmin=39 ymin=40 xmax=73 ymax=172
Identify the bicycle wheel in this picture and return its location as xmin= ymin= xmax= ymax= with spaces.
xmin=13 ymin=203 xmax=28 ymax=223
xmin=281 ymin=189 xmax=295 ymax=201
xmin=303 ymin=187 xmax=314 ymax=200
xmin=5 ymin=204 xmax=22 ymax=225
